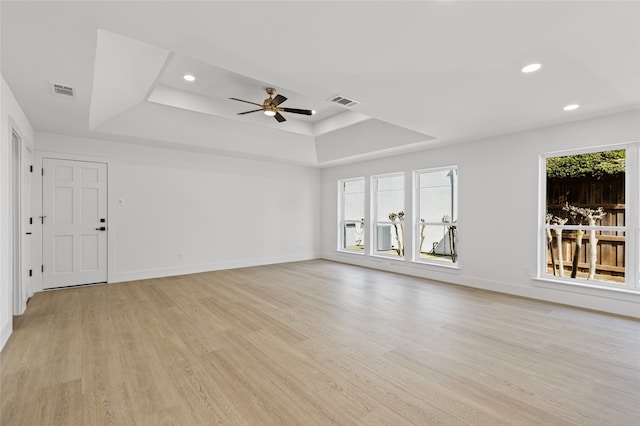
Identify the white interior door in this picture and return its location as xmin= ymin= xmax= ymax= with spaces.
xmin=43 ymin=158 xmax=107 ymax=289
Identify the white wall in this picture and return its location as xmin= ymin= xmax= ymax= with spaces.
xmin=322 ymin=110 xmax=640 ymax=318
xmin=32 ymin=132 xmax=322 ymax=291
xmin=1 ymin=75 xmax=35 ymax=350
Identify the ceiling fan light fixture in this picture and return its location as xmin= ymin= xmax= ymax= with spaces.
xmin=183 ymin=74 xmax=195 ymax=82
xmin=521 ymin=63 xmax=542 ymax=73
xmin=230 ymin=88 xmax=312 ymax=123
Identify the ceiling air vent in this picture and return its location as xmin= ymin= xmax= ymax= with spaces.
xmin=328 ymin=94 xmax=359 ymax=108
xmin=50 ymin=83 xmax=75 ymax=98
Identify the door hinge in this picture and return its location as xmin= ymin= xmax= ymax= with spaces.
xmin=41 ymin=168 xmax=44 ymax=176
xmin=30 ymin=165 xmax=33 ymax=173
xmin=29 ymin=217 xmax=33 ymax=225
xmin=29 ymin=269 xmax=32 ymax=277
xmin=41 ymin=265 xmax=44 ymax=273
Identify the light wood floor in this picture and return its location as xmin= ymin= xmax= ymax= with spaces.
xmin=1 ymin=260 xmax=639 ymax=425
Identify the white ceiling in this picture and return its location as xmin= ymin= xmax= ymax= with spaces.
xmin=2 ymin=1 xmax=639 ymax=166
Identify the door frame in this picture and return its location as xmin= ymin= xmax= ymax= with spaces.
xmin=9 ymin=120 xmax=34 ymax=315
xmin=33 ymin=151 xmax=110 ymax=293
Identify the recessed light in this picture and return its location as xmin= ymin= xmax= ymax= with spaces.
xmin=521 ymin=63 xmax=542 ymax=73
xmin=563 ymin=104 xmax=580 ymax=111
xmin=183 ymin=74 xmax=195 ymax=82
xmin=311 ymin=110 xmax=316 ymax=115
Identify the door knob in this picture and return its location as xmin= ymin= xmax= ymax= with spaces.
xmin=95 ymin=227 xmax=107 ymax=231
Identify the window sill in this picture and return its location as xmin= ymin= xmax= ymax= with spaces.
xmin=369 ymin=253 xmax=406 ymax=262
xmin=336 ymin=249 xmax=365 ymax=256
xmin=411 ymin=260 xmax=460 ymax=270
xmin=533 ymin=277 xmax=640 ymax=302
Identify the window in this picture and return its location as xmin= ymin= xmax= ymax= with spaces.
xmin=415 ymin=167 xmax=458 ymax=264
xmin=339 ymin=178 xmax=365 ymax=252
xmin=372 ymin=173 xmax=405 ymax=257
xmin=542 ymin=146 xmax=639 ymax=291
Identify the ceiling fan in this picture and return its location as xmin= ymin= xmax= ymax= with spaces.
xmin=230 ymin=87 xmax=314 ymax=122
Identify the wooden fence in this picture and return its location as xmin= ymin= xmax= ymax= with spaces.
xmin=546 ymin=174 xmax=625 ymax=280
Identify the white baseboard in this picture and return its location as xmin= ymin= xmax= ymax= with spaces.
xmin=109 ymin=252 xmax=321 ymax=283
xmin=322 ymin=252 xmax=640 ymax=318
xmin=0 ymin=319 xmax=12 ymax=352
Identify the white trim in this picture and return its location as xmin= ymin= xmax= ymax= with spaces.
xmin=419 ymin=221 xmax=458 ymax=227
xmin=412 ymin=258 xmax=460 ymax=270
xmin=537 ymin=153 xmax=547 ymax=280
xmin=545 ymin=224 xmax=625 ymax=231
xmin=335 ymin=250 xmax=365 ymax=259
xmin=413 ymin=164 xmax=459 ymax=175
xmin=32 ymin=151 xmax=111 ymax=292
xmin=627 ymin=144 xmax=640 ymax=288
xmin=336 ymin=249 xmax=365 ymax=256
xmin=109 ymin=253 xmax=320 ymax=283
xmin=537 ymin=274 xmax=631 ymax=292
xmin=337 ymin=176 xmax=365 ymax=252
xmin=8 ymin=118 xmax=34 ymax=318
xmin=533 ymin=278 xmax=640 ymax=300
xmin=542 ymin=141 xmax=637 ymax=159
xmin=322 ymin=252 xmax=640 ymax=318
xmin=413 ymin=166 xmax=458 ymax=266
xmin=371 ymin=172 xmax=405 ymax=258
xmin=11 ymin=129 xmax=22 ymax=315
xmin=0 ymin=320 xmax=12 ymax=351
xmin=369 ymin=252 xmax=405 ymax=261
xmin=36 ymin=150 xmax=108 ymax=165
xmin=538 ymin=143 xmax=639 ymax=291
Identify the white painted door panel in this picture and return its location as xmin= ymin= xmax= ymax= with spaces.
xmin=43 ymin=158 xmax=107 ymax=289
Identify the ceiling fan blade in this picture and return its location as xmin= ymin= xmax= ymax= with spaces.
xmin=237 ymin=109 xmax=263 ymax=115
xmin=274 ymin=112 xmax=286 ymax=122
xmin=272 ymin=94 xmax=287 ymax=106
xmin=229 ymin=98 xmax=263 ymax=107
xmin=281 ymin=107 xmax=313 ymax=116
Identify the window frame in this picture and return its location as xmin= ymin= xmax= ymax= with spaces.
xmin=413 ymin=166 xmax=459 ymax=267
xmin=371 ymin=172 xmax=406 ymax=259
xmin=538 ymin=143 xmax=639 ymax=293
xmin=337 ymin=177 xmax=366 ymax=254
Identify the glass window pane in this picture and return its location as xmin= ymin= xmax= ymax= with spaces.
xmin=376 ymin=175 xmax=404 ymax=222
xmin=546 ymin=149 xmax=625 ymax=223
xmin=344 ymin=179 xmax=364 ymax=194
xmin=340 ymin=178 xmax=365 ymax=252
xmin=545 ymin=228 xmax=625 ymax=285
xmin=343 ymin=221 xmax=365 ymax=251
xmin=417 ymin=224 xmax=457 ymax=263
xmin=419 ymin=168 xmax=456 ymax=223
xmin=373 ymin=174 xmax=404 ymax=257
xmin=544 ymin=148 xmax=627 ymax=287
xmin=416 ymin=167 xmax=457 ymax=264
xmin=344 ymin=192 xmax=364 ymax=220
xmin=374 ymin=223 xmax=404 ymax=257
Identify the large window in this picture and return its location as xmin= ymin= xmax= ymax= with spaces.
xmin=339 ymin=178 xmax=365 ymax=252
xmin=542 ymin=146 xmax=639 ymax=291
xmin=372 ymin=173 xmax=405 ymax=258
xmin=415 ymin=167 xmax=458 ymax=264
